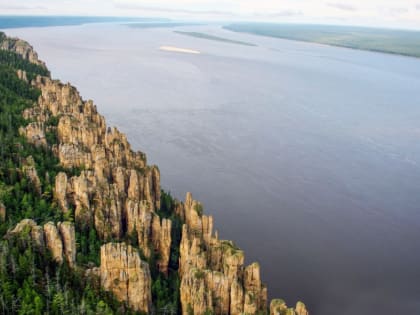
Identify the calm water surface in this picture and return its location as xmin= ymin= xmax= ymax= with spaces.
xmin=5 ymin=23 xmax=420 ymax=315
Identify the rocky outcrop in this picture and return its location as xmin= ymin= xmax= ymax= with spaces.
xmin=17 ymin=64 xmax=172 ymax=293
xmin=295 ymin=302 xmax=309 ymax=315
xmin=178 ymin=192 xmax=267 ymax=315
xmin=100 ymin=242 xmax=152 ymax=313
xmin=270 ymin=300 xmax=308 ymax=315
xmin=17 ymin=69 xmax=28 ymax=82
xmin=54 ymin=172 xmax=69 ymax=212
xmin=20 ymin=75 xmax=163 ymax=244
xmin=22 ymin=156 xmax=42 ymax=195
xmin=0 ymin=36 xmax=46 ymax=67
xmin=19 ymin=122 xmax=47 ymax=147
xmin=9 ymin=219 xmax=76 ymax=266
xmin=156 ymin=217 xmax=172 ymax=274
xmin=9 ymin=219 xmax=45 ymax=248
xmin=43 ymin=222 xmax=63 ymax=263
xmin=180 ymin=268 xmax=213 ymax=315
xmin=57 ymin=221 xmax=76 ymax=267
xmin=271 ymin=299 xmax=290 ymax=315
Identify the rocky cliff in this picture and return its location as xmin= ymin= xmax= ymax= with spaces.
xmin=177 ymin=192 xmax=268 ymax=315
xmin=0 ymin=33 xmax=46 ymax=68
xmin=1 ymin=33 xmax=309 ymax=315
xmin=9 ymin=219 xmax=76 ymax=267
xmin=100 ymin=242 xmax=152 ymax=313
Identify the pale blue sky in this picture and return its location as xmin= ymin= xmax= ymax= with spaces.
xmin=1 ymin=0 xmax=420 ymax=29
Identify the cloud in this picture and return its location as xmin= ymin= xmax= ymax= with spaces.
xmin=416 ymin=4 xmax=420 ymax=10
xmin=0 ymin=4 xmax=45 ymax=10
xmin=253 ymin=10 xmax=303 ymax=18
xmin=114 ymin=0 xmax=236 ymax=17
xmin=114 ymin=0 xmax=304 ymax=18
xmin=380 ymin=7 xmax=409 ymax=16
xmin=327 ymin=2 xmax=357 ymax=11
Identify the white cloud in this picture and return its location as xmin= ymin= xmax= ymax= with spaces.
xmin=253 ymin=10 xmax=303 ymax=18
xmin=327 ymin=2 xmax=357 ymax=11
xmin=113 ymin=1 xmax=235 ymax=17
xmin=0 ymin=4 xmax=45 ymax=10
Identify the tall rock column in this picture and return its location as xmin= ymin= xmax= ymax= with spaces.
xmin=58 ymin=222 xmax=76 ymax=267
xmin=152 ymin=216 xmax=172 ymax=275
xmin=100 ymin=242 xmax=152 ymax=313
xmin=43 ymin=222 xmax=63 ymax=264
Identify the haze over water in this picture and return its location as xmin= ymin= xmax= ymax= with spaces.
xmin=5 ymin=23 xmax=420 ymax=315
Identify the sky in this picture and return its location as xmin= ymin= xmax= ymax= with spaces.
xmin=1 ymin=0 xmax=420 ymax=29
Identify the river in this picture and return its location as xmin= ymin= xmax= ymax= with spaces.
xmin=5 ymin=22 xmax=420 ymax=314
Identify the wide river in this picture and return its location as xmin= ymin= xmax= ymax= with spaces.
xmin=5 ymin=23 xmax=420 ymax=315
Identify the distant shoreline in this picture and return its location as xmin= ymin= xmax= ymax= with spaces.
xmin=224 ymin=23 xmax=420 ymax=59
xmin=0 ymin=16 xmax=168 ymax=29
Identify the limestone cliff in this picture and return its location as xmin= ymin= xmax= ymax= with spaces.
xmin=9 ymin=219 xmax=76 ymax=266
xmin=22 ymin=156 xmax=42 ymax=195
xmin=0 ymin=34 xmax=46 ymax=68
xmin=178 ymin=192 xmax=267 ymax=315
xmin=270 ymin=299 xmax=309 ymax=315
xmin=6 ymin=33 xmax=309 ymax=315
xmin=100 ymin=242 xmax=152 ymax=313
xmin=21 ymin=73 xmax=167 ymax=268
xmin=58 ymin=221 xmax=77 ymax=267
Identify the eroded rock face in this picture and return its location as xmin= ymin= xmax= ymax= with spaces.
xmin=295 ymin=301 xmax=309 ymax=315
xmin=20 ymin=67 xmax=172 ymax=278
xmin=154 ymin=217 xmax=172 ymax=275
xmin=270 ymin=299 xmax=305 ymax=315
xmin=180 ymin=268 xmax=213 ymax=315
xmin=17 ymin=69 xmax=28 ymax=82
xmin=58 ymin=222 xmax=76 ymax=267
xmin=22 ymin=156 xmax=42 ymax=195
xmin=10 ymin=219 xmax=37 ymax=235
xmin=9 ymin=219 xmax=45 ymax=248
xmin=31 ymin=225 xmax=45 ymax=248
xmin=100 ymin=243 xmax=152 ymax=313
xmin=270 ymin=299 xmax=288 ymax=315
xmin=19 ymin=122 xmax=47 ymax=147
xmin=44 ymin=222 xmax=63 ymax=264
xmin=9 ymin=220 xmax=76 ymax=266
xmin=22 ymin=76 xmax=162 ymax=244
xmin=230 ymin=280 xmax=244 ymax=315
xmin=178 ymin=193 xmax=267 ymax=315
xmin=54 ymin=172 xmax=69 ymax=212
xmin=0 ymin=36 xmax=47 ymax=67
